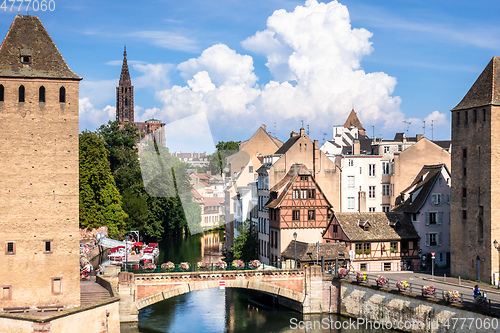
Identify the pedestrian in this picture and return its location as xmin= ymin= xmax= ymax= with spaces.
xmin=96 ymin=264 xmax=104 ymax=275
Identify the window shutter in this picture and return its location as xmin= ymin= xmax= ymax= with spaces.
xmin=425 ymin=234 xmax=430 ymax=247
xmin=438 ymin=212 xmax=443 ymax=225
xmin=438 ymin=232 xmax=442 ymax=246
xmin=438 ymin=194 xmax=442 ymax=206
xmin=425 ymin=212 xmax=430 ymax=226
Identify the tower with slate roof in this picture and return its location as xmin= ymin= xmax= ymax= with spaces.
xmin=0 ymin=15 xmax=81 ymax=309
xmin=450 ymin=57 xmax=500 ymax=283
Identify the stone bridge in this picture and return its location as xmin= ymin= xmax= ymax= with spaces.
xmin=118 ymin=266 xmax=335 ymax=323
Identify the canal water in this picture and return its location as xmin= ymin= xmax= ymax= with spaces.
xmin=122 ymin=231 xmax=393 ymax=333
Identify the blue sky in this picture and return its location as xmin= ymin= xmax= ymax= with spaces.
xmin=1 ymin=0 xmax=499 ymax=151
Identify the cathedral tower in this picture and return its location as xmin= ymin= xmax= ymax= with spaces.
xmin=116 ymin=46 xmax=134 ymax=123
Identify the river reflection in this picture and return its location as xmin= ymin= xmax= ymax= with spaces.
xmin=123 ymin=231 xmax=392 ymax=333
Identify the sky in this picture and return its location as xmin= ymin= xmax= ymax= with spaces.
xmin=1 ymin=0 xmax=499 ymax=152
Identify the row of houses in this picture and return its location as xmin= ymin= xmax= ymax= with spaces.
xmin=224 ymin=111 xmax=452 ymax=272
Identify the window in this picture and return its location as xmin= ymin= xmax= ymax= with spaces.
xmin=19 ymin=85 xmax=25 ymax=102
xmin=300 ymin=176 xmax=308 ymax=181
xmin=462 ymin=209 xmax=467 ymax=221
xmin=347 ymin=197 xmax=355 ymax=210
xmin=363 ymin=243 xmax=370 ymax=251
xmin=456 ymin=111 xmax=461 ymax=126
xmin=369 ymin=207 xmax=376 ymax=212
xmin=463 ymin=167 xmax=467 ymax=178
xmin=1 ymin=286 xmax=11 ymax=300
xmin=427 ymin=212 xmax=438 ymax=225
xmin=431 ymin=193 xmax=442 ymax=205
xmin=293 ymin=189 xmax=299 ymax=199
xmin=307 ymin=189 xmax=316 ymax=199
xmin=368 ymin=164 xmax=375 ymax=177
xmin=21 ymin=55 xmax=31 ymax=64
xmin=39 ymin=86 xmax=45 ymax=103
xmin=382 ymin=205 xmax=390 ymax=213
xmin=300 ymin=189 xmax=307 ymax=199
xmin=390 ymin=242 xmax=398 ymax=251
xmin=348 ymin=159 xmax=354 ymax=166
xmin=462 ymin=148 xmax=467 ymax=159
xmin=382 ymin=162 xmax=390 ymax=175
xmin=333 ymin=225 xmax=338 ymax=233
xmin=462 ymin=187 xmax=467 ymax=198
xmin=473 ymin=109 xmax=477 ymax=123
xmin=411 ymin=213 xmax=418 ymax=222
xmin=382 ymin=184 xmax=390 ymax=197
xmin=355 ymin=243 xmax=362 ymax=251
xmin=347 ymin=176 xmax=355 ymax=189
xmin=483 ymin=109 xmax=486 ymax=122
xmin=360 ymin=263 xmax=367 ymax=271
xmin=369 ymin=186 xmax=376 ymax=199
xmin=308 ymin=210 xmax=315 ymax=221
xmin=125 ymin=97 xmax=128 ymax=106
xmin=52 ymin=277 xmax=62 ymax=295
xmin=44 ymin=241 xmax=52 ymax=254
xmin=383 ymin=263 xmax=391 ymax=271
xmin=0 ymin=84 xmax=4 ymax=102
xmin=398 ymin=145 xmax=402 ymax=152
xmin=59 ymin=86 xmax=66 ymax=103
xmin=465 ymin=111 xmax=469 ymax=124
xmin=292 ymin=210 xmax=300 ymax=221
xmin=426 ymin=233 xmax=438 ymax=247
xmin=383 ymin=146 xmax=390 ymax=154
xmin=5 ymin=242 xmax=15 ymax=255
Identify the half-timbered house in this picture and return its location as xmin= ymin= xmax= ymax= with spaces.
xmin=323 ymin=212 xmax=420 ymax=271
xmin=265 ymin=164 xmax=334 ymax=262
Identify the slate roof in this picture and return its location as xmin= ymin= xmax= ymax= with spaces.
xmin=452 ymin=57 xmax=500 ymax=111
xmin=264 ymin=164 xmax=311 ymax=209
xmin=327 ymin=212 xmax=419 ymax=241
xmin=431 ymin=140 xmax=452 ymax=151
xmin=281 ymin=240 xmax=349 ymax=261
xmin=392 ymin=164 xmax=447 ymax=214
xmin=274 ymin=133 xmax=302 ymax=155
xmin=343 ymin=109 xmax=365 ymax=131
xmin=0 ymin=15 xmax=81 ymax=80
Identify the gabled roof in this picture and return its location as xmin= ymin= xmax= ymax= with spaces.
xmin=343 ymin=109 xmax=365 ymax=131
xmin=324 ymin=212 xmax=419 ymax=241
xmin=392 ymin=164 xmax=448 ymax=214
xmin=281 ymin=240 xmax=349 ymax=261
xmin=264 ymin=164 xmax=311 ymax=209
xmin=452 ymin=57 xmax=500 ymax=111
xmin=274 ymin=133 xmax=302 ymax=155
xmin=0 ymin=15 xmax=81 ymax=80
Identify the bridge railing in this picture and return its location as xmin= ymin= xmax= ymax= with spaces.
xmin=337 ymin=271 xmax=499 ymax=315
xmin=122 ymin=261 xmax=285 ymax=274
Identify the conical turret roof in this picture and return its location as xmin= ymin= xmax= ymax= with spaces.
xmin=119 ymin=46 xmax=131 ymax=86
xmin=343 ymin=109 xmax=365 ymax=130
xmin=451 ymin=57 xmax=500 ymax=111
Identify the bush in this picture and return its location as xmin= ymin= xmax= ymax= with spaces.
xmin=179 ymin=262 xmax=190 ymax=271
xmin=161 ymin=261 xmax=175 ymax=271
xmin=396 ymin=279 xmax=408 ymax=291
xmin=423 ymin=285 xmax=435 ymax=295
xmin=376 ymin=275 xmax=387 ymax=287
xmin=444 ymin=290 xmax=460 ymax=302
xmin=248 ymin=260 xmax=261 ymax=269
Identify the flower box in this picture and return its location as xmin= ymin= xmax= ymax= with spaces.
xmin=232 ymin=260 xmax=244 ymax=269
xmin=396 ymin=279 xmax=408 ymax=291
xmin=161 ymin=261 xmax=175 ymax=271
xmin=215 ymin=261 xmax=227 ymax=270
xmin=423 ymin=285 xmax=435 ymax=295
xmin=179 ymin=262 xmax=190 ymax=271
xmin=248 ymin=260 xmax=261 ymax=269
xmin=338 ymin=268 xmax=348 ymax=278
xmin=376 ymin=275 xmax=387 ymax=287
xmin=444 ymin=290 xmax=460 ymax=303
xmin=197 ymin=261 xmax=208 ymax=270
xmin=356 ymin=272 xmax=367 ymax=282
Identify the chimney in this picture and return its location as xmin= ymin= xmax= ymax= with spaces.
xmin=416 ymin=134 xmax=424 ymax=141
xmin=300 ymin=128 xmax=305 ymax=136
xmin=358 ymin=191 xmax=366 ymax=212
xmin=262 ymin=124 xmax=266 ymax=131
xmin=353 ymin=139 xmax=360 ymax=155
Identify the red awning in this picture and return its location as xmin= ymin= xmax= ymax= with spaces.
xmin=133 ymin=242 xmax=143 ymax=246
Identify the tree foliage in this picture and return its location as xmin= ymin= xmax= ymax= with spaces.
xmin=79 ymin=131 xmax=127 ymax=238
xmin=231 ymin=221 xmax=258 ymax=262
xmin=208 ymin=140 xmax=240 ymax=175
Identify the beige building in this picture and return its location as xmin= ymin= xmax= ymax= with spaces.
xmin=391 ymin=137 xmax=451 ymax=206
xmin=0 ymin=16 xmax=81 ymax=309
xmin=450 ymin=56 xmax=500 ymax=283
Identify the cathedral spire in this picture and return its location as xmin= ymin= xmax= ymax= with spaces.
xmin=116 ymin=46 xmax=134 ymax=123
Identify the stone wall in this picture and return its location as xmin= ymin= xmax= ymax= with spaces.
xmin=339 ymin=280 xmax=495 ymax=333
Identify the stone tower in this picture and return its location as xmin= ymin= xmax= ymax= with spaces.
xmin=450 ymin=57 xmax=500 ymax=283
xmin=116 ymin=46 xmax=134 ymax=123
xmin=0 ymin=15 xmax=81 ymax=309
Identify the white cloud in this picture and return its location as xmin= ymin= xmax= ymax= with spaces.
xmin=130 ymin=31 xmax=198 ymax=52
xmin=133 ymin=63 xmax=174 ymax=89
xmin=151 ymin=0 xmax=404 ymax=136
xmin=79 ymin=97 xmax=115 ymax=131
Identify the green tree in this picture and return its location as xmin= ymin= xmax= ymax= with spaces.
xmin=79 ymin=131 xmax=128 ymax=238
xmin=208 ymin=141 xmax=240 ymax=175
xmin=231 ymin=221 xmax=258 ymax=262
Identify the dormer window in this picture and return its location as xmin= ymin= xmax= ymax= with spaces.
xmin=21 ymin=55 xmax=31 ymax=64
xmin=389 ymin=219 xmax=400 ymax=230
xmin=358 ymin=219 xmax=371 ymax=231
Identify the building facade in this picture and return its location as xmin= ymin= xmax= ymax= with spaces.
xmin=450 ymin=57 xmax=500 ymax=283
xmin=0 ymin=15 xmax=81 ymax=309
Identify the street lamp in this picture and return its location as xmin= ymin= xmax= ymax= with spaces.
xmin=293 ymin=232 xmax=298 ymax=269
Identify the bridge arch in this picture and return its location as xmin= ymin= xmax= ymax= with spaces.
xmin=132 ymin=270 xmax=305 ymax=311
